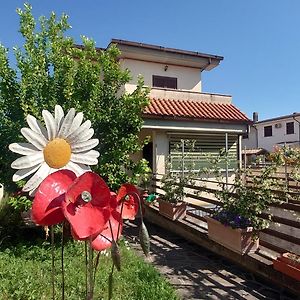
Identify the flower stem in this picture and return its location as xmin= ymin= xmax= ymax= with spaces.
xmin=85 ymin=241 xmax=88 ymax=299
xmin=51 ymin=226 xmax=55 ymax=300
xmin=61 ymin=222 xmax=65 ymax=300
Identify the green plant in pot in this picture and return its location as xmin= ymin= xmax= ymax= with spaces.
xmin=203 ymin=152 xmax=281 ymax=254
xmin=159 ymin=161 xmax=195 ymax=221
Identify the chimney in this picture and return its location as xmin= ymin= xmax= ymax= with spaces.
xmin=253 ymin=112 xmax=259 ymax=123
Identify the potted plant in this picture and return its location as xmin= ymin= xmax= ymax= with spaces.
xmin=273 ymin=252 xmax=300 ymax=281
xmin=158 ymin=163 xmax=195 ymax=221
xmin=158 ymin=172 xmax=187 ymax=221
xmin=204 ymin=153 xmax=280 ymax=255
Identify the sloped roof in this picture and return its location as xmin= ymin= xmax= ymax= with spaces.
xmin=143 ymin=98 xmax=250 ymax=123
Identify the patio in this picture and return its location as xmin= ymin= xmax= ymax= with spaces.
xmin=125 ymin=220 xmax=299 ymax=300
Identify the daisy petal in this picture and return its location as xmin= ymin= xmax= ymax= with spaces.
xmin=22 ymin=163 xmax=51 ymax=193
xmin=55 ymin=105 xmax=64 ymax=133
xmin=67 ymin=120 xmax=91 ymax=144
xmin=58 ymin=108 xmax=75 ymax=138
xmin=12 ymin=164 xmax=41 ymax=181
xmin=11 ymin=152 xmax=44 ymax=170
xmin=83 ymin=150 xmax=100 ymax=158
xmin=65 ymin=161 xmax=90 ymax=176
xmin=70 ymin=153 xmax=98 ymax=165
xmin=21 ymin=128 xmax=48 ymax=150
xmin=71 ymin=139 xmax=99 ymax=153
xmin=9 ymin=143 xmax=39 ymax=155
xmin=26 ymin=115 xmax=48 ymax=139
xmin=66 ymin=112 xmax=83 ymax=137
xmin=70 ymin=128 xmax=94 ymax=144
xmin=42 ymin=110 xmax=57 ymax=140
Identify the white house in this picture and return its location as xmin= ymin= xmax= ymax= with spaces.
xmin=108 ymin=39 xmax=250 ymax=175
xmin=243 ymin=112 xmax=300 ymax=152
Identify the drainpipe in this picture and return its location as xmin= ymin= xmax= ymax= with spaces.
xmin=292 ymin=115 xmax=300 ymax=147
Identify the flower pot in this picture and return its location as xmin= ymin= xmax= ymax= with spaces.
xmin=205 ymin=217 xmax=259 ymax=255
xmin=158 ymin=199 xmax=187 ymax=221
xmin=279 ymin=253 xmax=300 ymax=269
xmin=273 ymin=258 xmax=300 ymax=281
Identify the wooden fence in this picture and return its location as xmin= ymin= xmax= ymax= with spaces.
xmin=151 ymin=173 xmax=300 ymax=255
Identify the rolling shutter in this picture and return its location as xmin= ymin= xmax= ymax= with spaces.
xmin=169 ymin=134 xmax=238 ymax=172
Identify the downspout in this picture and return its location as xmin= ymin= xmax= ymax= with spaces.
xmin=292 ymin=116 xmax=300 ymax=147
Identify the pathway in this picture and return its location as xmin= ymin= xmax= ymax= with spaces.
xmin=124 ymin=220 xmax=299 ymax=300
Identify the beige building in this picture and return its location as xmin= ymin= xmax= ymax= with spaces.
xmin=109 ymin=39 xmax=250 ymax=175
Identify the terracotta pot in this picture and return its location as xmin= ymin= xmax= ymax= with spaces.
xmin=273 ymin=259 xmax=300 ymax=281
xmin=158 ymin=199 xmax=187 ymax=221
xmin=278 ymin=253 xmax=300 ymax=270
xmin=205 ymin=217 xmax=259 ymax=255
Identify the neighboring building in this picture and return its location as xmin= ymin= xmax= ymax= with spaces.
xmin=243 ymin=112 xmax=300 ymax=152
xmin=108 ymin=39 xmax=250 ymax=175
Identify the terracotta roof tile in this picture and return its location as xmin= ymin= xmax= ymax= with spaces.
xmin=143 ymin=98 xmax=250 ymax=123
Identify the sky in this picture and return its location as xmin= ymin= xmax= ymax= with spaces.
xmin=0 ymin=0 xmax=300 ymax=121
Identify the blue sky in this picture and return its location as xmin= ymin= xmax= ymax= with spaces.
xmin=1 ymin=1 xmax=299 ymax=121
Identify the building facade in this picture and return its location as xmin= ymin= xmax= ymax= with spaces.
xmin=109 ymin=39 xmax=250 ymax=175
xmin=243 ymin=113 xmax=300 ymax=152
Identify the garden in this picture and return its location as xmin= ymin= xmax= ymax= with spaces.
xmin=0 ymin=4 xmax=178 ymax=300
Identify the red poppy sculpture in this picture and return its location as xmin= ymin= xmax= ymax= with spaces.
xmin=32 ymin=169 xmax=140 ymax=250
xmin=31 ymin=170 xmax=77 ymax=226
xmin=63 ymin=172 xmax=111 ymax=240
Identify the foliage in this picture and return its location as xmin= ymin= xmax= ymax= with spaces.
xmin=0 ymin=194 xmax=25 ymax=237
xmin=0 ymin=3 xmax=150 ymax=192
xmin=0 ymin=237 xmax=178 ymax=300
xmin=269 ymin=146 xmax=300 ymax=182
xmin=161 ymin=139 xmax=195 ymax=204
xmin=203 ymin=152 xmax=281 ymax=233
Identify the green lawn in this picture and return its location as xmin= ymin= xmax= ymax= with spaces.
xmin=0 ymin=230 xmax=178 ymax=300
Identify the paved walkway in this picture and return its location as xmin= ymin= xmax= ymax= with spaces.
xmin=124 ymin=220 xmax=299 ymax=300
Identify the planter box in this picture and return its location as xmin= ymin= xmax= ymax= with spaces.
xmin=158 ymin=199 xmax=186 ymax=221
xmin=273 ymin=259 xmax=300 ymax=281
xmin=206 ymin=217 xmax=259 ymax=255
xmin=273 ymin=252 xmax=300 ymax=281
xmin=280 ymin=253 xmax=300 ymax=269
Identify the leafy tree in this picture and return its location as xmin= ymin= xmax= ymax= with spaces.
xmin=0 ymin=3 xmax=150 ymax=192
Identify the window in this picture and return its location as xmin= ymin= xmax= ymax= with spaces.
xmin=152 ymin=75 xmax=177 ymax=89
xmin=264 ymin=125 xmax=272 ymax=137
xmin=286 ymin=122 xmax=294 ymax=135
xmin=169 ymin=134 xmax=238 ymax=172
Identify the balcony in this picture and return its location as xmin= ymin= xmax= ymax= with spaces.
xmin=149 ymin=87 xmax=232 ymax=104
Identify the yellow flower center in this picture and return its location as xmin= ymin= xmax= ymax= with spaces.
xmin=43 ymin=138 xmax=71 ymax=169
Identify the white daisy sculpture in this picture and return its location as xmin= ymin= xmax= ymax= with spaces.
xmin=9 ymin=105 xmax=100 ymax=195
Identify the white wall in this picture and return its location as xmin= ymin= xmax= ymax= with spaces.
xmin=153 ymin=131 xmax=169 ymax=175
xmin=120 ymin=59 xmax=201 ymax=93
xmin=256 ymin=118 xmax=300 ymax=151
xmin=243 ymin=118 xmax=300 ymax=152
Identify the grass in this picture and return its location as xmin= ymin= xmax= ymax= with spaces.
xmin=0 ymin=229 xmax=179 ymax=300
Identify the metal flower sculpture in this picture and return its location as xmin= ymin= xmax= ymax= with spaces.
xmin=9 ymin=105 xmax=99 ymax=195
xmin=31 ymin=169 xmax=76 ymax=226
xmin=63 ymin=171 xmax=111 ymax=240
xmin=9 ymin=105 xmax=150 ymax=300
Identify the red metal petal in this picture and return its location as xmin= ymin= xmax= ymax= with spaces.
xmin=63 ymin=202 xmax=110 ymax=239
xmin=117 ymin=184 xmax=140 ymax=220
xmin=91 ymin=210 xmax=123 ymax=251
xmin=116 ymin=183 xmax=139 ymax=201
xmin=31 ymin=170 xmax=76 ymax=226
xmin=65 ymin=171 xmax=110 ymax=207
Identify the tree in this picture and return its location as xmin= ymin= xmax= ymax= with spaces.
xmin=0 ymin=3 xmax=150 ymax=192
